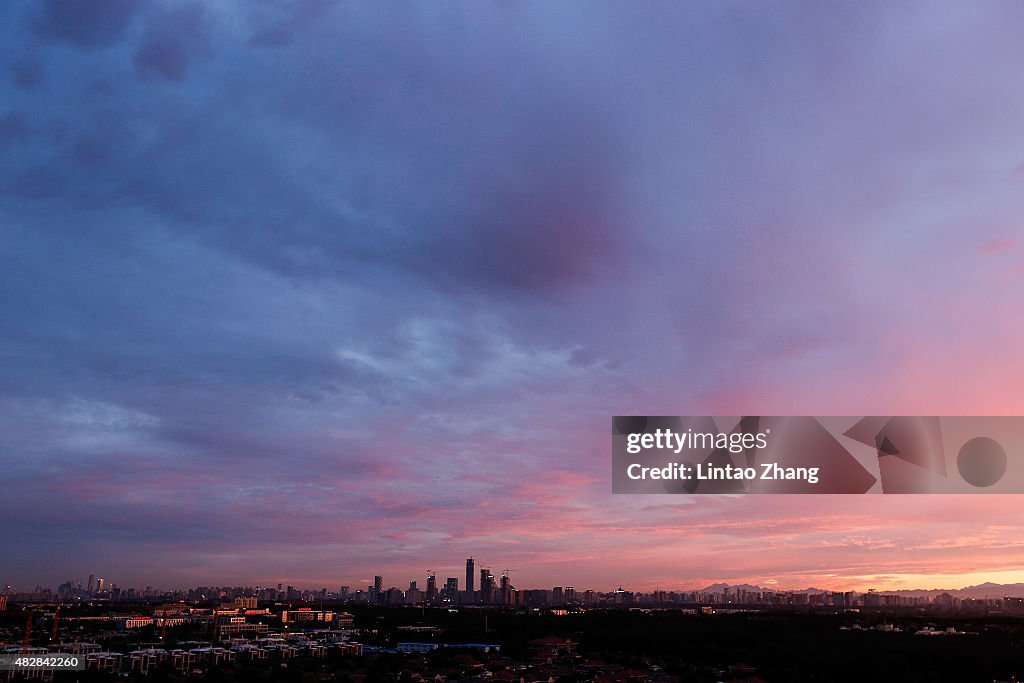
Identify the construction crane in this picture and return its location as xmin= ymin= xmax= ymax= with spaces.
xmin=22 ymin=610 xmax=35 ymax=653
xmin=500 ymin=569 xmax=517 ymax=590
xmin=50 ymin=605 xmax=60 ymax=642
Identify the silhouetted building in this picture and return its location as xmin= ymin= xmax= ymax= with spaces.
xmin=426 ymin=573 xmax=437 ymax=604
xmin=373 ymin=576 xmax=384 ymax=604
xmin=479 ymin=568 xmax=494 ymax=604
xmin=522 ymin=589 xmax=547 ymax=606
xmin=465 ymin=558 xmax=475 ymax=604
xmin=443 ymin=578 xmax=458 ymax=604
xmin=499 ymin=572 xmax=516 ymax=605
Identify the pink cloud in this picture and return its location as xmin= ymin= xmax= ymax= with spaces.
xmin=978 ymin=237 xmax=1019 ymax=255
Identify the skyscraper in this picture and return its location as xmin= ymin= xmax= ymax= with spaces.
xmin=443 ymin=578 xmax=458 ymax=604
xmin=479 ymin=568 xmax=494 ymax=605
xmin=499 ymin=571 xmax=516 ymax=605
xmin=426 ymin=572 xmax=437 ymax=604
xmin=465 ymin=558 xmax=475 ymax=604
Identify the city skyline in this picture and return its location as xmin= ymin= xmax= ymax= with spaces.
xmin=10 ymin=560 xmax=1024 ymax=599
xmin=5 ymin=2 xmax=1024 ymax=595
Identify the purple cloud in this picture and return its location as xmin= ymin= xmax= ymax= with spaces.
xmin=31 ymin=0 xmax=141 ymax=50
xmin=134 ymin=4 xmax=210 ymax=83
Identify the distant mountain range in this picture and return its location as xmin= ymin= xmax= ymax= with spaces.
xmin=695 ymin=582 xmax=1024 ymax=598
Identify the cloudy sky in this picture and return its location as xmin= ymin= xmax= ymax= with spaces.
xmin=3 ymin=1 xmax=1024 ymax=594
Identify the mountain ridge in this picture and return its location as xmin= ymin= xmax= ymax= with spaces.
xmin=691 ymin=581 xmax=1024 ymax=598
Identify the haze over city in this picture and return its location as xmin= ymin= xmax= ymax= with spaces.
xmin=4 ymin=1 xmax=1024 ymax=595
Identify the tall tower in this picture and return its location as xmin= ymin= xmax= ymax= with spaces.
xmin=426 ymin=572 xmax=437 ymax=604
xmin=499 ymin=571 xmax=514 ymax=605
xmin=479 ymin=568 xmax=494 ymax=605
xmin=465 ymin=558 xmax=475 ymax=604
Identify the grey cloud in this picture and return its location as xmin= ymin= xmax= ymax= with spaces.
xmin=10 ymin=58 xmax=45 ymax=90
xmin=31 ymin=0 xmax=141 ymax=50
xmin=134 ymin=4 xmax=211 ymax=82
xmin=246 ymin=0 xmax=335 ymax=49
xmin=0 ymin=111 xmax=30 ymax=153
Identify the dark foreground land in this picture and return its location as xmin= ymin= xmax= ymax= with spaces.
xmin=5 ymin=607 xmax=1022 ymax=683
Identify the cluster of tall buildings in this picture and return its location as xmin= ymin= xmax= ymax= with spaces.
xmin=365 ymin=557 xmax=542 ymax=607
xmin=356 ymin=558 xmax=601 ymax=608
xmin=55 ymin=574 xmax=123 ymax=599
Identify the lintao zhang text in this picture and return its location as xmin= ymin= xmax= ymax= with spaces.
xmin=626 ymin=462 xmax=820 ymax=484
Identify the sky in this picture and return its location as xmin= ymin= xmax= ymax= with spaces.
xmin=3 ymin=0 xmax=1024 ymax=595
